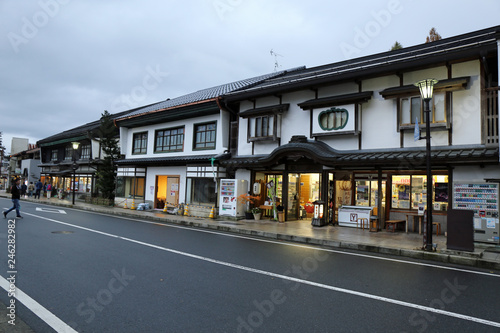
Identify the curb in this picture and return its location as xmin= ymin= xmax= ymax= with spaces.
xmin=3 ymin=195 xmax=500 ymax=271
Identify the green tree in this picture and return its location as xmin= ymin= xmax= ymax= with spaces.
xmin=95 ymin=110 xmax=120 ymax=203
xmin=390 ymin=41 xmax=403 ymax=51
xmin=425 ymin=27 xmax=442 ymax=43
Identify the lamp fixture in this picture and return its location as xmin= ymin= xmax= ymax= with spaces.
xmin=414 ymin=79 xmax=438 ymax=100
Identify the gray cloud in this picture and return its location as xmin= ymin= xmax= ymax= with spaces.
xmin=1 ymin=0 xmax=499 ymax=152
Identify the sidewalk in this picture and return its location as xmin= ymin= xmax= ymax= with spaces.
xmin=2 ymin=191 xmax=500 ymax=271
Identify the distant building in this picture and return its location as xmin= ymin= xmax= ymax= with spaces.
xmin=9 ymin=144 xmax=41 ymax=186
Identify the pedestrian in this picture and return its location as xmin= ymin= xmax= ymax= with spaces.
xmin=46 ymin=183 xmax=52 ymax=199
xmin=21 ymin=181 xmax=27 ymax=198
xmin=35 ymin=180 xmax=43 ymax=199
xmin=3 ymin=178 xmax=23 ymax=219
xmin=28 ymin=181 xmax=35 ymax=197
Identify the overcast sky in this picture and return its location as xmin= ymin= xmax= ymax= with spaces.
xmin=1 ymin=0 xmax=499 ymax=153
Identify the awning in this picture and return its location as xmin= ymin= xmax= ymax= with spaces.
xmin=379 ymin=77 xmax=470 ymax=99
xmin=239 ymin=104 xmax=289 ymax=118
xmin=298 ymin=91 xmax=373 ymax=110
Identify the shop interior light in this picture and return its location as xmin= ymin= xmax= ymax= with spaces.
xmin=72 ymin=142 xmax=80 ymax=150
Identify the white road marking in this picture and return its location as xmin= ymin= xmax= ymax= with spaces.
xmin=0 ymin=275 xmax=77 ymax=332
xmin=17 ymin=212 xmax=500 ymax=329
xmin=36 ymin=207 xmax=67 ymax=214
xmin=19 ymin=200 xmax=500 ymax=278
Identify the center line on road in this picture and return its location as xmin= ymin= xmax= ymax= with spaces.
xmin=23 ymin=212 xmax=500 ymax=330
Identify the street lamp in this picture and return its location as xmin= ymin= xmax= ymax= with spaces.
xmin=414 ymin=78 xmax=438 ymax=251
xmin=72 ymin=142 xmax=80 ymax=205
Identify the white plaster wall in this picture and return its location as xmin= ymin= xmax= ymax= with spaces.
xmin=450 ymin=60 xmax=482 ymax=145
xmin=403 ymin=66 xmax=448 ymax=85
xmin=145 ymin=166 xmax=187 ymax=203
xmin=236 ymin=61 xmax=484 ymax=157
xmin=234 ymin=169 xmax=251 ymax=191
xmin=280 ymin=91 xmax=313 ymax=143
xmin=362 ymin=75 xmax=400 ymax=149
xmin=119 ymin=127 xmax=128 ymax=155
xmin=453 ymin=165 xmax=500 ymax=183
xmin=124 ymin=114 xmax=225 ymax=159
xmin=220 ymin=110 xmax=230 ymax=151
xmin=91 ymin=139 xmax=100 ymax=159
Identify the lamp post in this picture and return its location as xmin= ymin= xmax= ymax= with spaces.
xmin=414 ymin=79 xmax=438 ymax=251
xmin=72 ymin=142 xmax=80 ymax=205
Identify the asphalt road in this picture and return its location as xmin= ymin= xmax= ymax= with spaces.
xmin=1 ymin=198 xmax=500 ymax=332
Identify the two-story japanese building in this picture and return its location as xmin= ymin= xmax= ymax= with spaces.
xmin=113 ymin=70 xmax=301 ymax=216
xmin=217 ymin=25 xmax=500 ymax=232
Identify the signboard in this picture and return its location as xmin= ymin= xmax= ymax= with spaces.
xmin=312 ymin=104 xmax=355 ymax=135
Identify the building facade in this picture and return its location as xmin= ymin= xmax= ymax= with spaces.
xmin=217 ymin=25 xmax=500 ymax=232
xmin=37 ymin=111 xmax=132 ymax=199
xmin=113 ymin=71 xmax=298 ymax=215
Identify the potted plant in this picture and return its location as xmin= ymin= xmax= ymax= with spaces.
xmin=251 ymin=207 xmax=262 ymax=220
xmin=237 ymin=193 xmax=260 ymax=219
xmin=277 ymin=205 xmax=284 ymax=223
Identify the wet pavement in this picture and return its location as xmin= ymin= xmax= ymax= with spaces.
xmin=2 ymin=191 xmax=499 ymax=271
xmin=0 ymin=191 xmax=499 ymax=331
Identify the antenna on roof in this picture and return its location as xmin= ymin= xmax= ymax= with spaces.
xmin=270 ymin=49 xmax=283 ymax=72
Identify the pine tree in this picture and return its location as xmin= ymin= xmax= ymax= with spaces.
xmin=390 ymin=41 xmax=403 ymax=51
xmin=95 ymin=111 xmax=120 ymax=203
xmin=426 ymin=28 xmax=442 ymax=43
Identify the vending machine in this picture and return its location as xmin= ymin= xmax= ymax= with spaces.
xmin=219 ymin=179 xmax=248 ymax=217
xmin=453 ymin=183 xmax=499 ymax=244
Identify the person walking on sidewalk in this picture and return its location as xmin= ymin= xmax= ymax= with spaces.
xmin=28 ymin=181 xmax=35 ymax=197
xmin=35 ymin=180 xmax=43 ymax=199
xmin=3 ymin=178 xmax=23 ymax=219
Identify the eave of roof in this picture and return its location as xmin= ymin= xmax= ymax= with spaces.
xmin=223 ymin=26 xmax=500 ymax=102
xmin=115 ymin=154 xmax=222 ymax=166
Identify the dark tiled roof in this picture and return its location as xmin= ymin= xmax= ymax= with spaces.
xmin=116 ymin=67 xmax=305 ymax=121
xmin=224 ymin=26 xmax=500 ymax=101
xmin=37 ymin=109 xmax=138 ymax=145
xmin=220 ymin=136 xmax=499 ymax=169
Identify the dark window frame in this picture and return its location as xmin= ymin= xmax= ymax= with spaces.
xmin=132 ymin=132 xmax=148 ymax=155
xmin=193 ymin=121 xmax=217 ymax=150
xmin=154 ymin=126 xmax=184 ymax=153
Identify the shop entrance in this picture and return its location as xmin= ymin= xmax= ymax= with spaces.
xmin=155 ymin=175 xmax=180 ymax=209
xmin=286 ymin=173 xmax=321 ymax=221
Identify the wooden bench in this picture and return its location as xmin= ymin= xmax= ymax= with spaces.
xmin=385 ymin=220 xmax=405 ymax=233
